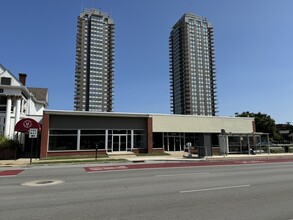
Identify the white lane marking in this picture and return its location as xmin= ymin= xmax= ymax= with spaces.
xmin=156 ymin=172 xmax=210 ymax=177
xmin=180 ymin=184 xmax=251 ymax=193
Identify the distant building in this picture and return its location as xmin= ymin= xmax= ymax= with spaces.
xmin=74 ymin=8 xmax=115 ymax=112
xmin=0 ymin=64 xmax=48 ymax=139
xmin=276 ymin=123 xmax=293 ymax=141
xmin=169 ymin=13 xmax=218 ymax=115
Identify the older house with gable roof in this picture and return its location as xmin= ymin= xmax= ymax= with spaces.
xmin=0 ymin=64 xmax=48 ymax=155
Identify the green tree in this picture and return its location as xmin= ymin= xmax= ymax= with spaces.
xmin=235 ymin=111 xmax=281 ymax=141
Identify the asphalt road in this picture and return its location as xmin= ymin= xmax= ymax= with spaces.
xmin=1 ymin=161 xmax=293 ymax=220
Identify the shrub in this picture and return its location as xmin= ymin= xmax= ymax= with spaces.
xmin=269 ymin=147 xmax=285 ymax=154
xmin=0 ymin=136 xmax=21 ymax=160
xmin=0 ymin=135 xmax=20 ymax=149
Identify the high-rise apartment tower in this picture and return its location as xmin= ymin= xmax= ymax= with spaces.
xmin=169 ymin=13 xmax=217 ymax=115
xmin=74 ymin=9 xmax=114 ymax=111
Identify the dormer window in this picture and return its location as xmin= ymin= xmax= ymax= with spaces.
xmin=1 ymin=77 xmax=11 ymax=85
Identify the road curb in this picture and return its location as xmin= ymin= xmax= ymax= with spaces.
xmin=2 ymin=154 xmax=293 ymax=167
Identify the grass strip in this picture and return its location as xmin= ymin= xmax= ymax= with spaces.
xmin=33 ymin=159 xmax=127 ymax=165
xmin=40 ymin=155 xmax=108 ymax=160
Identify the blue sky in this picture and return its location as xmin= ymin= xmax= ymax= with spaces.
xmin=1 ymin=0 xmax=293 ymax=123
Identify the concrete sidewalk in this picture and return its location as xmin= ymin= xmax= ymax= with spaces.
xmin=2 ymin=152 xmax=293 ymax=167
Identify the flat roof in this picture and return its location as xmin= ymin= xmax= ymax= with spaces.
xmin=44 ymin=110 xmax=150 ymax=118
xmin=44 ymin=109 xmax=254 ymax=120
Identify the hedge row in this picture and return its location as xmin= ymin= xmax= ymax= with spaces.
xmin=0 ymin=135 xmax=20 ymax=149
xmin=269 ymin=147 xmax=285 ymax=154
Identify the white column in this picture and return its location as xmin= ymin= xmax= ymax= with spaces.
xmin=105 ymin=130 xmax=108 ymax=152
xmin=77 ymin=129 xmax=81 ymax=150
xmin=4 ymin=96 xmax=12 ymax=137
xmin=131 ymin=130 xmax=134 ymax=150
xmin=20 ymin=99 xmax=24 ymax=115
xmin=15 ymin=97 xmax=21 ymax=126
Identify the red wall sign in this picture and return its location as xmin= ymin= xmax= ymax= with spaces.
xmin=15 ymin=118 xmax=41 ymax=133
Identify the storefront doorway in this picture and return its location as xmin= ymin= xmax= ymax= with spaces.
xmin=112 ymin=134 xmax=128 ymax=152
xmin=164 ymin=133 xmax=185 ymax=151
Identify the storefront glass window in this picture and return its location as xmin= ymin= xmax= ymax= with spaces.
xmin=49 ymin=130 xmax=78 ymax=151
xmin=134 ymin=132 xmax=146 ymax=149
xmin=153 ymin=133 xmax=163 ymax=149
xmin=80 ymin=130 xmax=105 ymax=150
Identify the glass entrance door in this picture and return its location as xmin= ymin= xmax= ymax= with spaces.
xmin=169 ymin=137 xmax=175 ymax=151
xmin=164 ymin=133 xmax=185 ymax=151
xmin=175 ymin=137 xmax=182 ymax=151
xmin=168 ymin=137 xmax=182 ymax=151
xmin=112 ymin=135 xmax=120 ymax=151
xmin=112 ymin=135 xmax=127 ymax=152
xmin=120 ymin=135 xmax=127 ymax=151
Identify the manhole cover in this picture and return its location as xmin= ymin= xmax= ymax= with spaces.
xmin=22 ymin=179 xmax=64 ymax=187
xmin=37 ymin=180 xmax=54 ymax=185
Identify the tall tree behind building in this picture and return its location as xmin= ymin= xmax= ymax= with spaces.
xmin=235 ymin=111 xmax=281 ymax=141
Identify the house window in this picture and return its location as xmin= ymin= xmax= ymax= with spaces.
xmin=1 ymin=77 xmax=11 ymax=85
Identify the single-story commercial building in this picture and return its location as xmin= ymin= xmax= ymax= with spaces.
xmin=39 ymin=110 xmax=255 ymax=159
